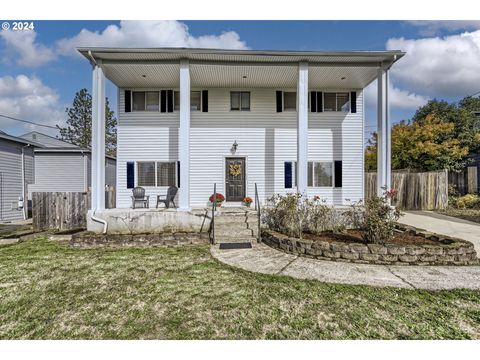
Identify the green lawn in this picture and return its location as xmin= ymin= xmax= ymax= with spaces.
xmin=0 ymin=237 xmax=479 ymax=339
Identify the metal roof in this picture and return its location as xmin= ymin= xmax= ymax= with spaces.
xmin=0 ymin=131 xmax=44 ymax=147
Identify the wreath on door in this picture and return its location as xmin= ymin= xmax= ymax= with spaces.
xmin=229 ymin=164 xmax=242 ymax=177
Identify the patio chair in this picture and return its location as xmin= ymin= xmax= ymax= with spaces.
xmin=156 ymin=186 xmax=178 ymax=209
xmin=131 ymin=186 xmax=149 ymax=209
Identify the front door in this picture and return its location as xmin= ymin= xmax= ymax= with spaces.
xmin=225 ymin=157 xmax=246 ymax=202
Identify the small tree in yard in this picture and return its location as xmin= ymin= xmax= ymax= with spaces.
xmin=57 ymin=88 xmax=117 ymax=157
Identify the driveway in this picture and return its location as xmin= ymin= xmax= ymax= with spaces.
xmin=398 ymin=211 xmax=480 ymax=253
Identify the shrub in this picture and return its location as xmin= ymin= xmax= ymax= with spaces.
xmin=453 ymin=194 xmax=480 ymax=209
xmin=209 ymin=193 xmax=225 ymax=203
xmin=346 ymin=189 xmax=402 ymax=244
xmin=263 ymin=193 xmax=345 ymax=238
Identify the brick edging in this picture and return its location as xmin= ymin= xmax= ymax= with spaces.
xmin=261 ymin=226 xmax=478 ymax=266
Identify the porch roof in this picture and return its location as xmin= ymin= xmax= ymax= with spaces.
xmin=78 ymin=47 xmax=405 ymax=89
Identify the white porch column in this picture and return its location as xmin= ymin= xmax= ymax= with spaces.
xmin=376 ymin=67 xmax=391 ymax=196
xmin=179 ymin=59 xmax=191 ymax=211
xmin=91 ymin=62 xmax=106 ymax=210
xmin=297 ymin=62 xmax=309 ymax=195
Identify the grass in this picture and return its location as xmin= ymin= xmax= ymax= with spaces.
xmin=438 ymin=208 xmax=480 ymax=224
xmin=0 ymin=237 xmax=480 ymax=339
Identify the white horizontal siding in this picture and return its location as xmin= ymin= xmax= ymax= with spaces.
xmin=116 ymin=88 xmax=364 ymax=208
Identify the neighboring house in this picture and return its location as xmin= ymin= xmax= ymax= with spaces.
xmin=0 ymin=131 xmax=36 ymax=222
xmin=19 ymin=131 xmax=116 ymax=198
xmin=79 ymin=47 xmax=403 ymax=232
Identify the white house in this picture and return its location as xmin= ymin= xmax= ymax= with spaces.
xmin=78 ymin=47 xmax=403 ymax=233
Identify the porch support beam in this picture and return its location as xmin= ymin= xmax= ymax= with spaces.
xmin=91 ymin=62 xmax=106 ymax=210
xmin=297 ymin=62 xmax=309 ymax=196
xmin=376 ymin=67 xmax=391 ymax=196
xmin=178 ymin=59 xmax=191 ymax=211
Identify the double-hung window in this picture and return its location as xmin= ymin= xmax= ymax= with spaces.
xmin=231 ymin=92 xmax=250 ymax=111
xmin=283 ymin=92 xmax=296 ymax=111
xmin=132 ymin=91 xmax=159 ymax=111
xmin=323 ymin=92 xmax=350 ymax=112
xmin=137 ymin=161 xmax=177 ymax=187
xmin=174 ymin=91 xmax=202 ymax=111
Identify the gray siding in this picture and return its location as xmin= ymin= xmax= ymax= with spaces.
xmin=105 ymin=157 xmax=117 ymax=187
xmin=0 ymin=139 xmax=33 ymax=222
xmin=116 ymin=88 xmax=364 ymax=208
xmin=28 ymin=152 xmax=87 ymax=194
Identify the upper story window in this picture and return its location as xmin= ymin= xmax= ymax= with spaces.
xmin=323 ymin=92 xmax=350 ymax=112
xmin=231 ymin=91 xmax=250 ymax=111
xmin=283 ymin=92 xmax=296 ymax=111
xmin=132 ymin=91 xmax=159 ymax=111
xmin=174 ymin=91 xmax=202 ymax=111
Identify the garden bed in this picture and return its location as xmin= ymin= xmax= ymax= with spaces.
xmin=437 ymin=208 xmax=480 ymax=224
xmin=71 ymin=231 xmax=209 ymax=248
xmin=262 ymin=225 xmax=478 ymax=266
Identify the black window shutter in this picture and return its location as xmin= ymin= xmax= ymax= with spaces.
xmin=317 ymin=91 xmax=323 ymax=112
xmin=177 ymin=161 xmax=180 ymax=188
xmin=167 ymin=90 xmax=173 ymax=112
xmin=127 ymin=162 xmax=135 ymax=189
xmin=125 ymin=90 xmax=131 ymax=113
xmin=310 ymin=91 xmax=317 ymax=112
xmin=202 ymin=90 xmax=208 ymax=112
xmin=334 ymin=161 xmax=342 ymax=188
xmin=284 ymin=162 xmax=293 ymax=189
xmin=160 ymin=90 xmax=167 ymax=112
xmin=350 ymin=91 xmax=357 ymax=113
xmin=276 ymin=91 xmax=283 ymax=112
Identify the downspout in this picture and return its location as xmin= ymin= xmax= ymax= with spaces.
xmin=21 ymin=144 xmax=30 ymax=220
xmin=88 ymin=51 xmax=108 ymax=234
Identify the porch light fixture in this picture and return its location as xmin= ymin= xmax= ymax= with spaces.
xmin=341 ymin=76 xmax=346 ymax=80
xmin=242 ymin=75 xmax=247 ymax=79
xmin=142 ymin=74 xmax=147 ymax=78
xmin=232 ymin=140 xmax=238 ymax=153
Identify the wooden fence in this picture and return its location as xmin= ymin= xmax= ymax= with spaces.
xmin=32 ymin=187 xmax=116 ymax=231
xmin=365 ymin=170 xmax=449 ymax=210
xmin=448 ymin=166 xmax=479 ymax=195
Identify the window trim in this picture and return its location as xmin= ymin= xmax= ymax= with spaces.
xmin=322 ymin=92 xmax=351 ymax=113
xmin=136 ymin=160 xmax=178 ymax=187
xmin=230 ymin=91 xmax=251 ymax=111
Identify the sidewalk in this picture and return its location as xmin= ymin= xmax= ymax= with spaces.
xmin=211 ymin=243 xmax=480 ymax=290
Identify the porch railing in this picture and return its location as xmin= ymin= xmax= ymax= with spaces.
xmin=254 ymin=183 xmax=261 ymax=243
xmin=210 ymin=183 xmax=217 ymax=244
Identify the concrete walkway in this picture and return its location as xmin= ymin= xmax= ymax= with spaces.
xmin=211 ymin=243 xmax=480 ymax=290
xmin=399 ymin=211 xmax=480 ymax=253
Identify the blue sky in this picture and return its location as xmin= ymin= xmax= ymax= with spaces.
xmin=1 ymin=20 xmax=480 ymax=140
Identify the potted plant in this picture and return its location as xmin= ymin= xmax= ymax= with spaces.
xmin=243 ymin=196 xmax=253 ymax=207
xmin=209 ymin=193 xmax=225 ymax=207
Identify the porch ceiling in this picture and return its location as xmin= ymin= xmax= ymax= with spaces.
xmin=81 ymin=47 xmax=404 ymax=89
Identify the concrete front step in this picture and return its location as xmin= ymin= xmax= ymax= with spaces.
xmin=215 ymin=228 xmax=254 ymax=237
xmin=215 ymin=235 xmax=257 ymax=243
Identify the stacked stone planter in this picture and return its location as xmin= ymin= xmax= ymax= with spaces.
xmin=262 ymin=225 xmax=478 ymax=266
xmin=71 ymin=231 xmax=209 ymax=248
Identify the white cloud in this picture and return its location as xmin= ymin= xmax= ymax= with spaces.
xmin=56 ymin=20 xmax=248 ymax=56
xmin=0 ymin=30 xmax=55 ymax=67
xmin=0 ymin=75 xmax=65 ymax=136
xmin=365 ymin=80 xmax=429 ymax=112
xmin=408 ymin=21 xmax=480 ymax=36
xmin=387 ymin=30 xmax=480 ymax=97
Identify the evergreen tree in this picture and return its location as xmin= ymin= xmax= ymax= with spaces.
xmin=57 ymin=88 xmax=117 ymax=157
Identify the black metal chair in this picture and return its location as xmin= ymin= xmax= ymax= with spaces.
xmin=131 ymin=187 xmax=149 ymax=209
xmin=156 ymin=186 xmax=178 ymax=209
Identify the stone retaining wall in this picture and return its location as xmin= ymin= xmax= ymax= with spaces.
xmin=71 ymin=231 xmax=210 ymax=248
xmin=261 ymin=226 xmax=478 ymax=266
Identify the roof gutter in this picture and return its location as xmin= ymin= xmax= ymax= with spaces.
xmin=87 ymin=50 xmax=98 ymax=67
